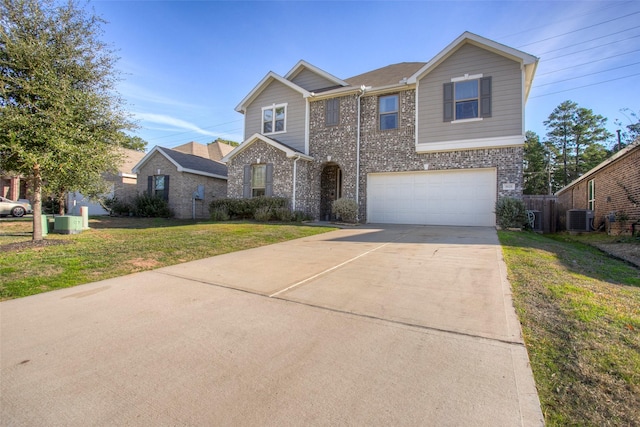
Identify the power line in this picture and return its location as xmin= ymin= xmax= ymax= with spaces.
xmin=533 ymin=62 xmax=640 ymax=88
xmin=530 ymin=72 xmax=640 ymax=98
xmin=516 ymin=10 xmax=640 ymax=48
xmin=536 ymin=48 xmax=640 ymax=76
xmin=497 ymin=1 xmax=632 ymax=40
xmin=542 ymin=34 xmax=640 ymax=61
xmin=535 ymin=26 xmax=640 ymax=56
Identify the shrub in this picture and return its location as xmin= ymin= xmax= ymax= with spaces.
xmin=292 ymin=210 xmax=312 ymax=223
xmin=332 ymin=198 xmax=358 ymax=223
xmin=133 ymin=194 xmax=173 ymax=218
xmin=273 ymin=206 xmax=292 ymax=222
xmin=495 ymin=197 xmax=527 ymax=229
xmin=210 ymin=206 xmax=230 ymax=221
xmin=209 ymin=197 xmax=289 ymax=220
xmin=254 ymin=206 xmax=272 ymax=222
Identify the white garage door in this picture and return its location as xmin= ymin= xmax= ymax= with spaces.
xmin=367 ymin=168 xmax=497 ymax=226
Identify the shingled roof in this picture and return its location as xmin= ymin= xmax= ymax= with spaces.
xmin=133 ymin=145 xmax=227 ymax=179
xmin=159 ymin=148 xmax=227 ymax=178
xmin=344 ymin=62 xmax=426 ymax=88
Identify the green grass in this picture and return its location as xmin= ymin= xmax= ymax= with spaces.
xmin=499 ymin=231 xmax=640 ymax=426
xmin=0 ymin=217 xmax=335 ymax=300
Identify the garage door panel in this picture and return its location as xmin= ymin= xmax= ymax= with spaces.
xmin=367 ymin=169 xmax=497 ymax=226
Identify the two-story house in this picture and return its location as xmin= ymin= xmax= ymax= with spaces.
xmin=222 ymin=32 xmax=538 ymax=226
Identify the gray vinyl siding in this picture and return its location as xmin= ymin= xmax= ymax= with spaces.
xmin=243 ymin=80 xmax=306 ymax=152
xmin=417 ymin=43 xmax=523 ymax=144
xmin=290 ymin=69 xmax=337 ymax=91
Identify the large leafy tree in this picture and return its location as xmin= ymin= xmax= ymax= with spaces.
xmin=1 ymin=0 xmax=133 ymax=240
xmin=523 ymin=131 xmax=550 ymax=195
xmin=544 ymin=100 xmax=611 ymax=190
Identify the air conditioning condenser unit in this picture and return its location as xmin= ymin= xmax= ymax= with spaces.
xmin=566 ymin=209 xmax=594 ymax=232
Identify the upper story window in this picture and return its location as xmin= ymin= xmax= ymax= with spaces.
xmin=262 ymin=104 xmax=286 ymax=134
xmin=443 ymin=76 xmax=492 ymax=122
xmin=379 ymin=95 xmax=399 ymax=130
xmin=325 ymin=98 xmax=340 ymax=126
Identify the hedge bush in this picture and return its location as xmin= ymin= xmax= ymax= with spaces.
xmin=133 ymin=194 xmax=173 ymax=218
xmin=495 ymin=197 xmax=527 ymax=229
xmin=209 ymin=197 xmax=289 ymax=221
xmin=332 ymin=198 xmax=358 ymax=223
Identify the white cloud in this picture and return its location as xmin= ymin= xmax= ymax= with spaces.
xmin=135 ymin=112 xmax=218 ymax=137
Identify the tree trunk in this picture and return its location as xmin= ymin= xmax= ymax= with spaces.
xmin=32 ymin=166 xmax=44 ymax=241
xmin=58 ymin=192 xmax=66 ymax=216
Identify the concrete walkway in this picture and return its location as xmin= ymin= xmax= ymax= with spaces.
xmin=1 ymin=225 xmax=543 ymax=426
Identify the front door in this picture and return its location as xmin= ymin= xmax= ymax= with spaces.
xmin=320 ymin=164 xmax=342 ymax=221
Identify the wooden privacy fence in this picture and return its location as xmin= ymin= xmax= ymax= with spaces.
xmin=523 ymin=195 xmax=558 ymax=233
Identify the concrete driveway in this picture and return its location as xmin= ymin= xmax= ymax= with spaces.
xmin=1 ymin=225 xmax=543 ymax=426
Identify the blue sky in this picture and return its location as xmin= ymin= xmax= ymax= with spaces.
xmin=91 ymin=0 xmax=640 ymax=150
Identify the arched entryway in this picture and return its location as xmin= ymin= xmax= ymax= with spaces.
xmin=320 ymin=163 xmax=342 ymax=221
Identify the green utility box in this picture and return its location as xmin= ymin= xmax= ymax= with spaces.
xmin=40 ymin=215 xmax=49 ymax=237
xmin=54 ymin=215 xmax=83 ymax=235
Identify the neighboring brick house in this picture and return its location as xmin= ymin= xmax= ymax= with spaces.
xmin=0 ymin=173 xmax=27 ymax=201
xmin=556 ymin=141 xmax=639 ymax=235
xmin=67 ymin=147 xmax=146 ymax=215
xmin=223 ymin=32 xmax=538 ymax=226
xmin=133 ymin=146 xmax=227 ymax=219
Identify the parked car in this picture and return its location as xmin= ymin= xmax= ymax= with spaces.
xmin=17 ymin=199 xmax=34 ymax=214
xmin=0 ymin=196 xmax=32 ymax=217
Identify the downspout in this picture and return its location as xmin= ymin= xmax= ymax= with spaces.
xmin=356 ymin=85 xmax=368 ymax=221
xmin=292 ymin=155 xmax=300 ymax=211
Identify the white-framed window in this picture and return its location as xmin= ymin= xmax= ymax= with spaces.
xmin=379 ymin=94 xmax=399 ymax=130
xmin=262 ymin=104 xmax=287 ymax=134
xmin=252 ymin=164 xmax=266 ymax=197
xmin=444 ymin=75 xmax=492 ymax=122
xmin=588 ymin=179 xmax=595 ymax=211
xmin=154 ymin=175 xmax=165 ymax=198
xmin=325 ymin=98 xmax=340 ymax=126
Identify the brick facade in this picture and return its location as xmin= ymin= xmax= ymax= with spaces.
xmin=306 ymin=90 xmax=523 ymax=221
xmin=557 ymin=145 xmax=639 ymax=234
xmin=136 ymin=153 xmax=227 ymax=219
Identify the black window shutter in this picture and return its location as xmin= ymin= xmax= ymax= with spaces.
xmin=265 ymin=163 xmax=274 ymax=197
xmin=147 ymin=176 xmax=153 ymax=196
xmin=326 ymin=99 xmax=339 ymax=125
xmin=163 ymin=175 xmax=170 ymax=201
xmin=243 ymin=165 xmax=251 ymax=198
xmin=480 ymin=77 xmax=492 ymax=118
xmin=443 ymin=82 xmax=454 ymax=122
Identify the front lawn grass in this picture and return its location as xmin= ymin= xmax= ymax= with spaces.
xmin=499 ymin=230 xmax=640 ymax=426
xmin=0 ymin=217 xmax=335 ymax=300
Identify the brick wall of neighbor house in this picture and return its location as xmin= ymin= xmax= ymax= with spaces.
xmin=136 ymin=154 xmax=226 ymax=219
xmin=113 ymin=176 xmax=139 ymax=203
xmin=557 ymin=147 xmax=640 ymax=234
xmin=308 ymin=90 xmax=524 ymax=221
xmin=226 ymin=140 xmax=312 ymax=212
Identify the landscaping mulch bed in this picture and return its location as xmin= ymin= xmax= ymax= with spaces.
xmin=1 ymin=239 xmax=70 ymax=253
xmin=593 ymin=242 xmax=640 ymax=268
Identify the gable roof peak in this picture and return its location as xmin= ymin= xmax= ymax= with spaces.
xmin=285 ymin=60 xmax=349 ymax=87
xmin=235 ymin=71 xmax=310 ymax=113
